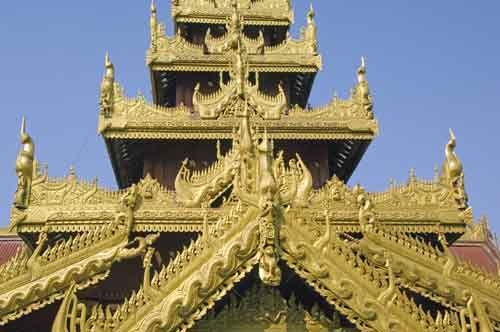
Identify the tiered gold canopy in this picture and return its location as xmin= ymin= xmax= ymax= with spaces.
xmin=2 ymin=1 xmax=499 ymax=332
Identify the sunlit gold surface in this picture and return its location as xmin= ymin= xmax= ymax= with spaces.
xmin=3 ymin=1 xmax=499 ymax=332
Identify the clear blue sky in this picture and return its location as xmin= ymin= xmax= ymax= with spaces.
xmin=0 ymin=1 xmax=499 ymax=235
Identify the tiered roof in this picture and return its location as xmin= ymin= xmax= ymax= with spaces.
xmin=2 ymin=1 xmax=500 ymax=332
xmin=99 ymin=59 xmax=376 ymax=141
xmin=171 ymin=0 xmax=293 ymax=26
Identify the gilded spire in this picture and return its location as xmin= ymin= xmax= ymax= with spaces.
xmin=308 ymin=3 xmax=315 ymax=20
xmin=442 ymin=128 xmax=463 ymax=182
xmin=14 ymin=117 xmax=35 ymax=209
xmin=304 ymin=3 xmax=318 ymax=54
xmin=354 ymin=56 xmax=373 ymax=115
xmin=357 ymin=56 xmax=367 ymax=83
xmin=150 ymin=0 xmax=158 ymax=51
xmin=104 ymin=51 xmax=114 ymax=81
xmin=100 ymin=52 xmax=115 ymax=117
xmin=440 ymin=129 xmax=468 ymax=209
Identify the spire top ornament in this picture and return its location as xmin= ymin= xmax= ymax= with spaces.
xmin=100 ymin=51 xmax=115 ymax=117
xmin=14 ymin=117 xmax=35 ymax=209
xmin=308 ymin=3 xmax=315 ymax=19
xmin=442 ymin=128 xmax=463 ymax=183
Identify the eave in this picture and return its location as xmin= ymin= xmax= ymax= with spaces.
xmin=147 ymin=53 xmax=322 ymax=73
xmin=171 ymin=1 xmax=293 ymax=27
xmin=13 ymin=172 xmax=468 ymax=237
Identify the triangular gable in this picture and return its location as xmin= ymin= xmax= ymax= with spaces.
xmin=192 ymin=282 xmax=341 ymax=332
xmin=71 ymin=209 xmax=262 ymax=332
xmin=0 ymin=221 xmax=157 ymax=326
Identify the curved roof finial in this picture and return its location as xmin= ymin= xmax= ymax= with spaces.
xmin=104 ymin=51 xmax=115 ymax=81
xmin=308 ymin=3 xmax=315 ymax=19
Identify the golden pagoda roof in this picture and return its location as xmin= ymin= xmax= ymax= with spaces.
xmin=148 ymin=1 xmax=319 ymax=73
xmin=171 ymin=0 xmax=293 ymax=26
xmin=147 ymin=28 xmax=321 ymax=73
xmin=99 ymin=56 xmax=376 ymax=141
xmin=47 ymin=191 xmax=496 ymax=332
xmin=12 ymin=128 xmax=469 ymax=234
xmin=0 ymin=220 xmax=159 ymax=325
xmin=7 ymin=109 xmax=500 ymax=332
xmin=10 ymin=169 xmax=470 ymax=234
xmin=98 ymin=84 xmax=377 ymax=141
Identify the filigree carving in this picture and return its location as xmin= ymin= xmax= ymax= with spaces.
xmin=194 ymin=284 xmax=342 ymax=332
xmin=0 ymin=215 xmax=160 ymax=326
xmin=175 ymin=148 xmax=238 ymax=208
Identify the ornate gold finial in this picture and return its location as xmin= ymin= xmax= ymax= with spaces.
xmin=358 ymin=56 xmax=367 ymax=82
xmin=304 ymin=3 xmax=318 ymax=54
xmin=150 ymin=0 xmax=158 ymax=51
xmin=14 ymin=117 xmax=35 ymax=209
xmin=354 ymin=56 xmax=373 ymax=116
xmin=100 ymin=52 xmax=115 ymax=117
xmin=408 ymin=167 xmax=417 ymax=184
xmin=440 ymin=129 xmax=468 ymax=209
xmin=308 ymin=3 xmax=315 ymax=19
xmin=442 ymin=128 xmax=463 ymax=183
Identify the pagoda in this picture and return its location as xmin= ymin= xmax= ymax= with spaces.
xmin=1 ymin=1 xmax=500 ymax=331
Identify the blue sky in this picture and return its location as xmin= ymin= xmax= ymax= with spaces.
xmin=0 ymin=1 xmax=499 ymax=235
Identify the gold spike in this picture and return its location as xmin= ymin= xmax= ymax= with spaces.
xmin=308 ymin=3 xmax=315 ymax=18
xmin=20 ymin=116 xmax=26 ymax=136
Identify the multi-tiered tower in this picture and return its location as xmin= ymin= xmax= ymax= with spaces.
xmin=1 ymin=1 xmax=500 ymax=332
xmin=99 ymin=0 xmax=377 ymax=190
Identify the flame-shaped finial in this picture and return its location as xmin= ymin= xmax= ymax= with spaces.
xmin=442 ymin=128 xmax=463 ymax=182
xmin=104 ymin=51 xmax=114 ymax=80
xmin=308 ymin=3 xmax=315 ymax=19
xmin=151 ymin=0 xmax=156 ymax=13
xmin=20 ymin=116 xmax=26 ymax=135
xmin=14 ymin=116 xmax=35 ymax=209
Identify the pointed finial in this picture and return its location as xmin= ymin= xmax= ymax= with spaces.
xmin=105 ymin=51 xmax=111 ymax=67
xmin=308 ymin=3 xmax=315 ymax=18
xmin=449 ymin=128 xmax=456 ymax=144
xmin=433 ymin=165 xmax=440 ymax=182
xmin=151 ymin=0 xmax=156 ymax=13
xmin=20 ymin=116 xmax=26 ymax=136
xmin=357 ymin=56 xmax=368 ymax=84
xmin=409 ymin=168 xmax=416 ymax=183
xmin=443 ymin=128 xmax=463 ymax=183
